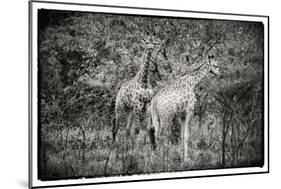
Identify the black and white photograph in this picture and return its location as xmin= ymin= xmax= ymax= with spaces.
xmin=28 ymin=1 xmax=269 ymax=188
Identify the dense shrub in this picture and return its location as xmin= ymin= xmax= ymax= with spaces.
xmin=38 ymin=9 xmax=264 ymax=180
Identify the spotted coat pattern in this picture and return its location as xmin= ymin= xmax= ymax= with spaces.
xmin=112 ymin=40 xmax=164 ymax=142
xmin=149 ymin=56 xmax=220 ymax=162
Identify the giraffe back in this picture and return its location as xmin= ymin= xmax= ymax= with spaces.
xmin=116 ymin=78 xmax=154 ymax=112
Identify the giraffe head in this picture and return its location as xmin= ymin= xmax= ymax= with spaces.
xmin=141 ymin=37 xmax=172 ymax=85
xmin=207 ymin=55 xmax=220 ymax=76
xmin=139 ymin=35 xmax=172 ymax=88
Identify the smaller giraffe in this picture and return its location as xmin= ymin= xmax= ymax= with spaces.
xmin=112 ymin=36 xmax=169 ymax=143
xmin=148 ymin=55 xmax=220 ymax=163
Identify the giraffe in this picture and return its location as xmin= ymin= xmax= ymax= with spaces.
xmin=148 ymin=55 xmax=220 ymax=164
xmin=112 ymin=36 xmax=169 ymax=144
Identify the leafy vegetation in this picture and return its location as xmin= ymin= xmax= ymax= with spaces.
xmin=38 ymin=9 xmax=264 ymax=180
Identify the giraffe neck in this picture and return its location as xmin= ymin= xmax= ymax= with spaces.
xmin=135 ymin=49 xmax=154 ymax=87
xmin=181 ymin=63 xmax=210 ymax=90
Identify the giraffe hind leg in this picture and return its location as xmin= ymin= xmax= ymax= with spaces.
xmin=147 ymin=127 xmax=156 ymax=150
xmin=125 ymin=111 xmax=133 ymax=136
xmin=182 ymin=101 xmax=196 ymax=163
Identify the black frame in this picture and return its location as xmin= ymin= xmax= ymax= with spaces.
xmin=28 ymin=0 xmax=270 ymax=188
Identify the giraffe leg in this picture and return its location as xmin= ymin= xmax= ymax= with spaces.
xmin=159 ymin=117 xmax=169 ymax=172
xmin=128 ymin=112 xmax=136 ymax=155
xmin=158 ymin=126 xmax=166 ymax=171
xmin=113 ymin=104 xmax=124 ymax=143
xmin=125 ymin=111 xmax=133 ymax=136
xmin=112 ymin=113 xmax=119 ymax=143
xmin=177 ymin=116 xmax=184 ymax=144
xmin=148 ymin=127 xmax=156 ymax=151
xmin=125 ymin=109 xmax=142 ymax=173
xmin=163 ymin=131 xmax=169 ymax=171
xmin=183 ymin=100 xmax=196 ymax=163
xmin=122 ymin=111 xmax=133 ymax=173
xmin=132 ymin=105 xmax=145 ymax=137
xmin=114 ymin=104 xmax=131 ymax=172
xmin=182 ymin=116 xmax=190 ymax=162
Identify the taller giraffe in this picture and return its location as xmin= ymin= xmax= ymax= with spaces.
xmin=112 ymin=36 xmax=168 ymax=143
xmin=149 ymin=55 xmax=220 ymax=162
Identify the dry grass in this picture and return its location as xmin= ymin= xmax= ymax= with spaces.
xmin=39 ymin=113 xmax=263 ymax=180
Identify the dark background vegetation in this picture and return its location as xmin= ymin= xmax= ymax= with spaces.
xmin=38 ymin=9 xmax=264 ymax=180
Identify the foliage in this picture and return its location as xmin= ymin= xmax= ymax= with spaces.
xmin=38 ymin=9 xmax=264 ymax=180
